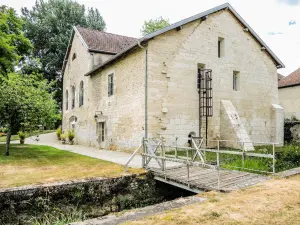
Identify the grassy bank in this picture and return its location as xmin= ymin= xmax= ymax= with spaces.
xmin=126 ymin=175 xmax=300 ymax=225
xmin=0 ymin=144 xmax=143 ymax=188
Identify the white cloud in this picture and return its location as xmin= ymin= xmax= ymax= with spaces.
xmin=278 ymin=0 xmax=300 ymax=6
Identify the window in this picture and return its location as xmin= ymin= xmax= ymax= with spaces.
xmin=97 ymin=122 xmax=105 ymax=142
xmin=218 ymin=37 xmax=224 ymax=58
xmin=79 ymin=81 xmax=84 ymax=107
xmin=101 ymin=122 xmax=105 ymax=142
xmin=72 ymin=53 xmax=76 ymax=61
xmin=233 ymin=71 xmax=240 ymax=91
xmin=108 ymin=74 xmax=114 ymax=96
xmin=65 ymin=90 xmax=69 ymax=111
xmin=72 ymin=85 xmax=75 ymax=109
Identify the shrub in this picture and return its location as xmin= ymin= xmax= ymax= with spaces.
xmin=3 ymin=127 xmax=8 ymax=134
xmin=275 ymin=145 xmax=300 ymax=172
xmin=68 ymin=130 xmax=75 ymax=144
xmin=61 ymin=133 xmax=67 ymax=144
xmin=284 ymin=117 xmax=300 ymax=144
xmin=56 ymin=127 xmax=62 ymax=140
xmin=18 ymin=131 xmax=26 ymax=144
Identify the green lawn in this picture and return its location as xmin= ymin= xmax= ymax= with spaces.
xmin=0 ymin=144 xmax=143 ymax=188
xmin=0 ymin=130 xmax=55 ymax=142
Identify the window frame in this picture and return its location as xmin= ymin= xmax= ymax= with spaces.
xmin=233 ymin=71 xmax=240 ymax=91
xmin=108 ymin=73 xmax=114 ymax=97
xmin=79 ymin=81 xmax=84 ymax=107
xmin=101 ymin=122 xmax=105 ymax=142
xmin=71 ymin=85 xmax=76 ymax=109
xmin=218 ymin=37 xmax=224 ymax=58
xmin=65 ymin=89 xmax=69 ymax=111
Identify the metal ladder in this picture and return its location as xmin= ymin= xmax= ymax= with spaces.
xmin=197 ymin=68 xmax=213 ymax=147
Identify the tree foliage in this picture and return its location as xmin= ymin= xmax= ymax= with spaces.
xmin=0 ymin=73 xmax=59 ymax=155
xmin=0 ymin=6 xmax=32 ymax=75
xmin=141 ymin=17 xmax=170 ymax=36
xmin=21 ymin=0 xmax=106 ymax=106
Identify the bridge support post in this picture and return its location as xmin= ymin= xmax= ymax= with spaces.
xmin=142 ymin=137 xmax=145 ymax=168
xmin=272 ymin=143 xmax=276 ymax=175
xmin=242 ymin=142 xmax=245 ymax=169
xmin=217 ymin=140 xmax=220 ymax=167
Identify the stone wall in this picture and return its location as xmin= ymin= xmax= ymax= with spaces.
xmin=89 ymin=48 xmax=145 ymax=150
xmin=279 ymin=85 xmax=300 ymax=119
xmin=0 ymin=174 xmax=166 ymax=225
xmin=62 ymin=33 xmax=145 ymax=150
xmin=63 ymin=9 xmax=282 ymax=151
xmin=147 ymin=9 xmax=280 ymax=147
xmin=62 ymin=33 xmax=114 ymax=146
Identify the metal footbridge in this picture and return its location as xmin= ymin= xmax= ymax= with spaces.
xmin=125 ymin=137 xmax=276 ymax=193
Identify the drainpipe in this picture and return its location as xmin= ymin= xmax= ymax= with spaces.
xmin=138 ymin=41 xmax=148 ymax=139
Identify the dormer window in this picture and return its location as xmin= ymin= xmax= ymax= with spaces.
xmin=72 ymin=53 xmax=77 ymax=61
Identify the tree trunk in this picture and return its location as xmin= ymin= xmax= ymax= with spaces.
xmin=5 ymin=129 xmax=11 ymax=156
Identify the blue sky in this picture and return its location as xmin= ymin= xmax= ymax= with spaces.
xmin=2 ymin=0 xmax=300 ymax=75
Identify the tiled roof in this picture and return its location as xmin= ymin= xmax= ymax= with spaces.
xmin=85 ymin=3 xmax=284 ymax=76
xmin=278 ymin=68 xmax=300 ymax=88
xmin=277 ymin=73 xmax=284 ymax=81
xmin=76 ymin=26 xmax=137 ymax=54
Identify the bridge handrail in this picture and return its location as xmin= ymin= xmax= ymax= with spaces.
xmin=124 ymin=144 xmax=142 ymax=171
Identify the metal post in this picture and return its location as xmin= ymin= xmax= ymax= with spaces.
xmin=142 ymin=137 xmax=145 ymax=168
xmin=175 ymin=137 xmax=178 ymax=158
xmin=187 ymin=162 xmax=190 ymax=187
xmin=161 ymin=139 xmax=164 ymax=171
xmin=217 ymin=166 xmax=220 ymax=190
xmin=242 ymin=142 xmax=245 ymax=169
xmin=272 ymin=143 xmax=276 ymax=175
xmin=217 ymin=140 xmax=220 ymax=167
xmin=186 ymin=148 xmax=189 ymax=160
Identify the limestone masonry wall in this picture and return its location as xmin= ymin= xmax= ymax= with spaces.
xmin=63 ymin=9 xmax=281 ymax=151
xmin=147 ymin=10 xmax=279 ymax=146
xmin=63 ymin=33 xmax=145 ymax=149
xmin=279 ymin=86 xmax=300 ymax=119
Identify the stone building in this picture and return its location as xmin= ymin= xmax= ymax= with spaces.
xmin=62 ymin=3 xmax=284 ymax=151
xmin=279 ymin=68 xmax=300 ymax=119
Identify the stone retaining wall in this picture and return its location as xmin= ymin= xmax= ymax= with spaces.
xmin=0 ymin=173 xmax=168 ymax=225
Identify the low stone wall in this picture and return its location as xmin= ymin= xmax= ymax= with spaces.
xmin=0 ymin=173 xmax=168 ymax=225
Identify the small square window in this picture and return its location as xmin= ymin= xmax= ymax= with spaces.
xmin=218 ymin=37 xmax=224 ymax=58
xmin=233 ymin=71 xmax=240 ymax=91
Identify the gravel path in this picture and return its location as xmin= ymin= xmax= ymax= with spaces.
xmin=21 ymin=133 xmax=180 ymax=169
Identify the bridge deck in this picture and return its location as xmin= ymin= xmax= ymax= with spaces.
xmin=149 ymin=166 xmax=269 ymax=193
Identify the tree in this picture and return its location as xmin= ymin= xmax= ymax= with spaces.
xmin=141 ymin=17 xmax=170 ymax=36
xmin=0 ymin=6 xmax=32 ymax=75
xmin=21 ymin=0 xmax=106 ymax=107
xmin=0 ymin=73 xmax=59 ymax=156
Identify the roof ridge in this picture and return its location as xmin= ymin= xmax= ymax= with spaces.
xmin=85 ymin=2 xmax=284 ymax=76
xmin=75 ymin=25 xmax=137 ymax=39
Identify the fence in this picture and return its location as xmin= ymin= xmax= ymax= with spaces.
xmin=139 ymin=137 xmax=277 ymax=175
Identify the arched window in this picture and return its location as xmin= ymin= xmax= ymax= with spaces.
xmin=79 ymin=81 xmax=84 ymax=107
xmin=72 ymin=53 xmax=76 ymax=61
xmin=72 ymin=85 xmax=75 ymax=109
xmin=65 ymin=90 xmax=69 ymax=111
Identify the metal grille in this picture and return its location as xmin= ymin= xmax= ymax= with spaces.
xmin=197 ymin=68 xmax=213 ymax=144
xmin=197 ymin=69 xmax=213 ymax=117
